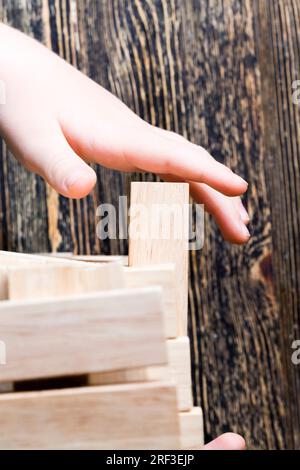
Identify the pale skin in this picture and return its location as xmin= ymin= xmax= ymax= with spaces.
xmin=0 ymin=23 xmax=248 ymax=449
xmin=203 ymin=433 xmax=245 ymax=450
xmin=0 ymin=23 xmax=250 ymax=244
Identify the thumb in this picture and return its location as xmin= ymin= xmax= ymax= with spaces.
xmin=9 ymin=122 xmax=97 ymax=198
xmin=203 ymin=433 xmax=246 ymax=450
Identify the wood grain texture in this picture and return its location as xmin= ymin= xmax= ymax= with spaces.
xmin=0 ymin=287 xmax=167 ymax=381
xmin=124 ymin=264 xmax=178 ymax=338
xmin=7 ymin=263 xmax=124 ymax=300
xmin=254 ymin=0 xmax=300 ymax=450
xmin=0 ymin=382 xmax=179 ymax=449
xmin=182 ymin=0 xmax=289 ymax=449
xmin=89 ymin=336 xmax=193 ymax=412
xmin=0 ymin=250 xmax=107 ymax=267
xmin=0 ymin=0 xmax=299 ymax=449
xmin=179 ymin=407 xmax=204 ymax=450
xmin=0 ymin=267 xmax=8 ymax=299
xmin=129 ymin=182 xmax=189 ymax=336
xmin=165 ymin=336 xmax=193 ymax=412
xmin=44 ymin=253 xmax=128 ymax=264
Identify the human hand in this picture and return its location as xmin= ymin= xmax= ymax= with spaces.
xmin=0 ymin=24 xmax=249 ymax=244
xmin=202 ymin=433 xmax=246 ymax=450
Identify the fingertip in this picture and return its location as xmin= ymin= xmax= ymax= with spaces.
xmin=215 ymin=206 xmax=251 ymax=245
xmin=222 ymin=206 xmax=250 ymax=244
xmin=189 ymin=182 xmax=251 ymax=244
xmin=217 ymin=433 xmax=246 ymax=450
xmin=241 ymin=213 xmax=250 ymax=225
xmin=207 ymin=164 xmax=248 ymax=196
xmin=63 ymin=166 xmax=97 ymax=198
xmin=223 ymin=224 xmax=250 ymax=245
xmin=236 ymin=176 xmax=248 ymax=192
xmin=237 ymin=222 xmax=251 ymax=243
xmin=224 ymin=177 xmax=248 ymax=197
xmin=239 ymin=204 xmax=250 ymax=225
xmin=204 ymin=433 xmax=246 ymax=450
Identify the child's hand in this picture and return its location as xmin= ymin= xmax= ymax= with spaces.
xmin=0 ymin=24 xmax=249 ymax=244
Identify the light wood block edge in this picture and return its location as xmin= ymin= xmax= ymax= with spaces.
xmin=40 ymin=253 xmax=129 ymax=265
xmin=3 ymin=262 xmax=178 ymax=341
xmin=180 ymin=407 xmax=204 ymax=449
xmin=6 ymin=263 xmax=125 ymax=301
xmin=0 ymin=287 xmax=167 ymax=382
xmin=0 ymin=382 xmax=180 ymax=450
xmin=89 ymin=337 xmax=193 ymax=412
xmin=0 ymin=250 xmax=99 ymax=268
xmin=124 ymin=264 xmax=177 ymax=338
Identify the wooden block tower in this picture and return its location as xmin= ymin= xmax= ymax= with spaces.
xmin=0 ymin=182 xmax=204 ymax=449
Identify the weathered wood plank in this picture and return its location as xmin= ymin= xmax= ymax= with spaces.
xmin=254 ymin=0 xmax=300 ymax=450
xmin=183 ymin=0 xmax=287 ymax=449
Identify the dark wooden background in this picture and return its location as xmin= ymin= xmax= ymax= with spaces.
xmin=0 ymin=0 xmax=299 ymax=449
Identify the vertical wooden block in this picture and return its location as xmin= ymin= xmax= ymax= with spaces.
xmin=180 ymin=407 xmax=204 ymax=449
xmin=166 ymin=337 xmax=193 ymax=411
xmin=128 ymin=182 xmax=189 ymax=336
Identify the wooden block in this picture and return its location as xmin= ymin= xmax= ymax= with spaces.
xmin=0 ymin=267 xmax=8 ymax=300
xmin=0 ymin=382 xmax=180 ymax=449
xmin=0 ymin=250 xmax=95 ymax=268
xmin=0 ymin=382 xmax=13 ymax=393
xmin=124 ymin=264 xmax=177 ymax=338
xmin=129 ymin=337 xmax=193 ymax=411
xmin=0 ymin=287 xmax=167 ymax=382
xmin=40 ymin=253 xmax=128 ymax=265
xmin=128 ymin=182 xmax=189 ymax=336
xmin=179 ymin=407 xmax=204 ymax=449
xmin=7 ymin=263 xmax=125 ymax=301
xmin=89 ymin=337 xmax=193 ymax=412
xmin=69 ymin=255 xmax=128 ymax=264
xmin=166 ymin=337 xmax=193 ymax=411
xmin=88 ymin=368 xmax=150 ymax=385
xmin=37 ymin=252 xmax=73 ymax=258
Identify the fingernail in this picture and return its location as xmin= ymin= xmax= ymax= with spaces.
xmin=236 ymin=175 xmax=248 ymax=187
xmin=239 ymin=204 xmax=250 ymax=223
xmin=240 ymin=222 xmax=250 ymax=239
xmin=65 ymin=170 xmax=95 ymax=190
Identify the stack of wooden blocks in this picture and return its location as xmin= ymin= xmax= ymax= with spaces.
xmin=0 ymin=182 xmax=204 ymax=450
